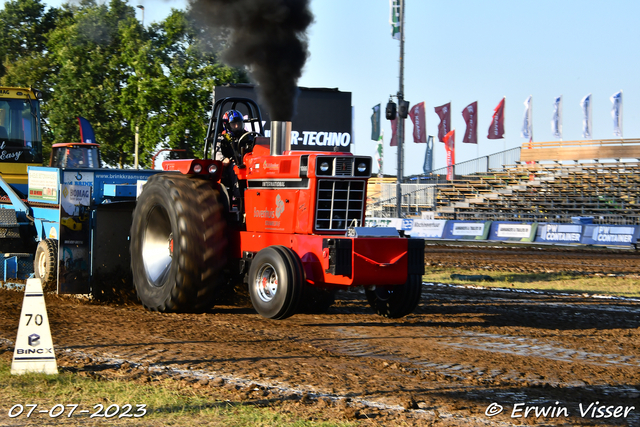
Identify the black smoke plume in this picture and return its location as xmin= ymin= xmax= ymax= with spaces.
xmin=188 ymin=0 xmax=314 ymax=121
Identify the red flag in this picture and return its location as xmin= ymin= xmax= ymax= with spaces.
xmin=462 ymin=101 xmax=478 ymax=144
xmin=434 ymin=102 xmax=451 ymax=142
xmin=409 ymin=102 xmax=427 ymax=143
xmin=390 ymin=117 xmax=398 ymax=146
xmin=444 ymin=129 xmax=455 ymax=181
xmin=487 ymin=97 xmax=505 ymax=139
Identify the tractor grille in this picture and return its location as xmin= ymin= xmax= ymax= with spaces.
xmin=334 ymin=158 xmax=353 ymax=176
xmin=315 ymin=179 xmax=365 ymax=231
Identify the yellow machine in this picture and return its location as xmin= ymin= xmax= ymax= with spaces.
xmin=0 ymin=87 xmax=44 ymax=194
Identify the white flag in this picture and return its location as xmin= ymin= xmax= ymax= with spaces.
xmin=610 ymin=90 xmax=623 ymax=137
xmin=390 ymin=0 xmax=401 ymax=40
xmin=551 ymin=95 xmax=562 ymax=139
xmin=521 ymin=95 xmax=533 ymax=140
xmin=580 ymin=94 xmax=592 ymax=139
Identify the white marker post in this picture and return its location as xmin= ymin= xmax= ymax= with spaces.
xmin=11 ymin=278 xmax=58 ymax=375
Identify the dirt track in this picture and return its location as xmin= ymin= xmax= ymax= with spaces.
xmin=1 ymin=244 xmax=640 ymax=426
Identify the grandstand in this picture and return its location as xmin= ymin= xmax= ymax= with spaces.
xmin=366 ymin=138 xmax=640 ymax=225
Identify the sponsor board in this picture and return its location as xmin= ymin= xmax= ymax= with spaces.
xmin=536 ymin=223 xmax=582 ymax=243
xmin=581 ymin=225 xmax=639 ymax=246
xmin=489 ymin=222 xmax=538 ymax=242
xmin=28 ymin=168 xmax=59 ymax=203
xmin=442 ymin=221 xmax=492 ymax=240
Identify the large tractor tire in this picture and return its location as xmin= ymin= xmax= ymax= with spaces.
xmin=365 ymin=274 xmax=423 ymax=319
xmin=248 ymin=246 xmax=303 ymax=319
xmin=34 ymin=238 xmax=58 ymax=290
xmin=130 ymin=174 xmax=227 ymax=313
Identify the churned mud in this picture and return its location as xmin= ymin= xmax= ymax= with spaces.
xmin=1 ymin=244 xmax=639 ymax=426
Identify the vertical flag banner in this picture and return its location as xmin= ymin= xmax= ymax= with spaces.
xmin=371 ymin=104 xmax=381 ymax=141
xmin=444 ymin=129 xmax=455 ymax=181
xmin=487 ymin=97 xmax=505 ymax=139
xmin=78 ymin=117 xmax=95 ymax=144
xmin=521 ymin=95 xmax=533 ymax=140
xmin=611 ymin=90 xmax=623 ymax=137
xmin=390 ymin=116 xmax=398 ymax=147
xmin=434 ymin=102 xmax=451 ymax=142
xmin=375 ymin=130 xmax=384 ymax=176
xmin=462 ymin=101 xmax=478 ymax=144
xmin=390 ymin=0 xmax=401 ymax=40
xmin=409 ymin=102 xmax=427 ymax=143
xmin=423 ymin=135 xmax=434 ymax=173
xmin=581 ymin=93 xmax=592 ymax=139
xmin=552 ymin=95 xmax=563 ymax=139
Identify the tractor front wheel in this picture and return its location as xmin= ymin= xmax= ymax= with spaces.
xmin=365 ymin=275 xmax=422 ymax=318
xmin=130 ymin=174 xmax=227 ymax=312
xmin=34 ymin=238 xmax=58 ymax=290
xmin=248 ymin=246 xmax=303 ymax=319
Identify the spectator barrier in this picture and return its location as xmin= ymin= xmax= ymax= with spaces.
xmin=364 ymin=218 xmax=640 ymax=248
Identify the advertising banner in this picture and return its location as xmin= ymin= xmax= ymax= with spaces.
xmin=28 ymin=167 xmax=59 ymax=204
xmin=442 ymin=221 xmax=492 ymax=240
xmin=364 ymin=217 xmax=403 ymax=230
xmin=489 ymin=222 xmax=537 ymax=242
xmin=406 ymin=219 xmax=447 ymax=238
xmin=581 ymin=225 xmax=638 ymax=247
xmin=58 ymin=182 xmax=92 ymax=294
xmin=215 ymin=85 xmax=352 ymax=152
xmin=535 ymin=223 xmax=582 ymax=244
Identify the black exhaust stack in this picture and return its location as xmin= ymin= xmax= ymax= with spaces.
xmin=270 ymin=121 xmax=292 ymax=156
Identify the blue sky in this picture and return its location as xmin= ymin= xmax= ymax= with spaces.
xmin=41 ymin=0 xmax=640 ymax=175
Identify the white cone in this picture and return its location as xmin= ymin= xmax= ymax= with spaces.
xmin=11 ymin=278 xmax=57 ymax=375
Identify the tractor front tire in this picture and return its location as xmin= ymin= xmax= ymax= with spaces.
xmin=34 ymin=238 xmax=58 ymax=290
xmin=130 ymin=174 xmax=227 ymax=312
xmin=248 ymin=246 xmax=303 ymax=319
xmin=365 ymin=274 xmax=422 ymax=319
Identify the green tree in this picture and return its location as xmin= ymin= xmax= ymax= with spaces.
xmin=45 ymin=0 xmax=246 ymax=167
xmin=122 ymin=9 xmax=246 ymax=167
xmin=0 ymin=0 xmax=68 ymax=154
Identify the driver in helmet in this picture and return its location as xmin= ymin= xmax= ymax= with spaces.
xmin=217 ymin=109 xmax=248 ymax=211
xmin=218 ymin=109 xmax=246 ymax=163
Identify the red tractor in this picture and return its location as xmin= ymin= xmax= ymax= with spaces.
xmin=130 ymin=97 xmax=424 ymax=319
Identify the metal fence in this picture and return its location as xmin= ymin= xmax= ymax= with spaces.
xmin=367 ymin=147 xmax=521 ymax=216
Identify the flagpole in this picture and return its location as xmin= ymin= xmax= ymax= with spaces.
xmin=396 ymin=0 xmax=405 ymax=218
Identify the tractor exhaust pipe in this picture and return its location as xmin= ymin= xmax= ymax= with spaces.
xmin=270 ymin=121 xmax=292 ymax=156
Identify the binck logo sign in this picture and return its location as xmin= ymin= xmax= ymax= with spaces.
xmin=28 ymin=333 xmax=40 ymax=346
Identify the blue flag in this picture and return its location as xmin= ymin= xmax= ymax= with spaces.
xmin=610 ymin=91 xmax=623 ymax=137
xmin=551 ymin=95 xmax=562 ymax=139
xmin=78 ymin=116 xmax=95 ymax=144
xmin=580 ymin=94 xmax=592 ymax=139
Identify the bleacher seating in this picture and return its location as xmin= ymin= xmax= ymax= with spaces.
xmin=432 ymin=140 xmax=640 ymax=224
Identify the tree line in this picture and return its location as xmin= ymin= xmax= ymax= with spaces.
xmin=0 ymin=0 xmax=247 ymax=167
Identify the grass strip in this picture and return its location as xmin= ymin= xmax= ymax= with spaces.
xmin=0 ymin=358 xmax=354 ymax=427
xmin=423 ymin=269 xmax=640 ymax=298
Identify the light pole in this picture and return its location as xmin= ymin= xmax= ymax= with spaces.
xmin=134 ymin=5 xmax=144 ymax=169
xmin=136 ymin=5 xmax=144 ymax=26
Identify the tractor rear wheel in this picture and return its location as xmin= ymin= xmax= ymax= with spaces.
xmin=248 ymin=246 xmax=303 ymax=319
xmin=130 ymin=174 xmax=227 ymax=312
xmin=365 ymin=274 xmax=422 ymax=319
xmin=34 ymin=238 xmax=58 ymax=290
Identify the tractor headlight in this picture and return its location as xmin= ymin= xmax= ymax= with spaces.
xmin=354 ymin=157 xmax=371 ymax=177
xmin=316 ymin=157 xmax=334 ymax=175
xmin=193 ymin=164 xmax=203 ymax=174
xmin=208 ymin=164 xmax=218 ymax=174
